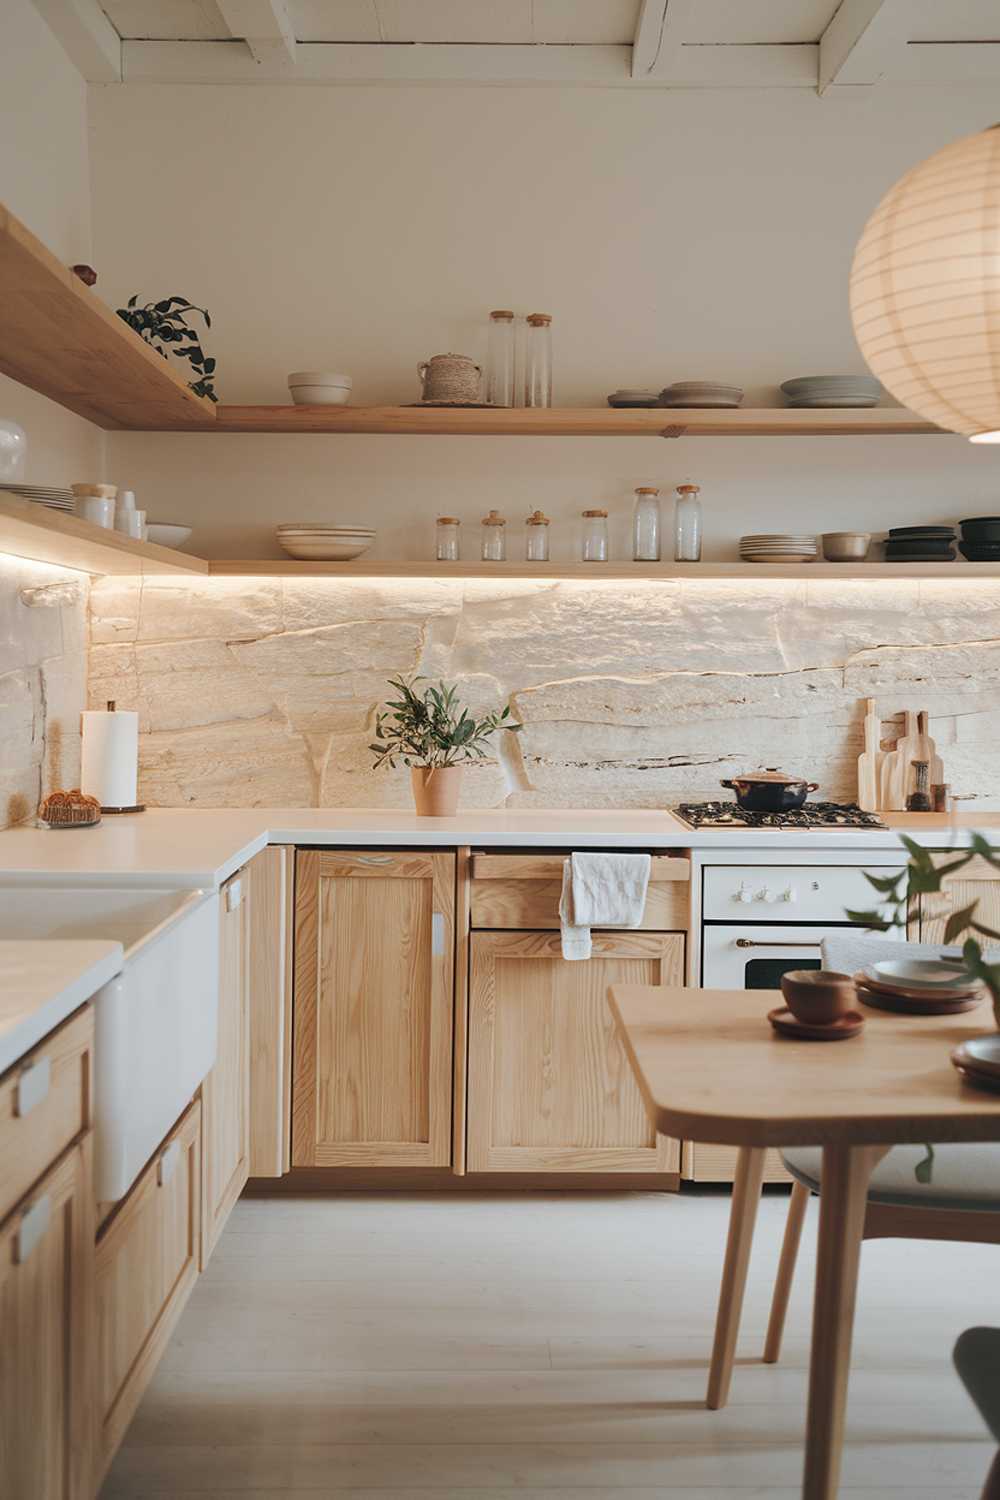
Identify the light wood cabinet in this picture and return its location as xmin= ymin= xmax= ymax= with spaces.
xmin=467 ymin=930 xmax=683 ymax=1174
xmin=292 ymin=850 xmax=455 ymax=1168
xmin=916 ymin=853 xmax=1000 ymax=944
xmin=96 ymin=1100 xmax=201 ymax=1479
xmin=0 ymin=1136 xmax=95 ymax=1500
xmin=0 ymin=1006 xmax=93 ymax=1226
xmin=247 ymin=845 xmax=294 ymax=1178
xmin=201 ymin=870 xmax=250 ymax=1264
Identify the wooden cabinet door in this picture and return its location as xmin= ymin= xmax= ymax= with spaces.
xmin=292 ymin=850 xmax=455 ymax=1168
xmin=0 ymin=1137 xmax=94 ymax=1500
xmin=467 ymin=930 xmax=683 ymax=1174
xmin=917 ymin=854 xmax=1000 ymax=944
xmin=202 ymin=870 xmax=250 ymax=1263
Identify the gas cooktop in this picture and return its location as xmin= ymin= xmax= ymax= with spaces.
xmin=674 ymin=801 xmax=888 ymax=831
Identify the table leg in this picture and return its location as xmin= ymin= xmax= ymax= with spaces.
xmin=706 ymin=1144 xmax=766 ymax=1410
xmin=764 ymin=1179 xmax=810 ymax=1365
xmin=802 ymin=1143 xmax=883 ymax=1499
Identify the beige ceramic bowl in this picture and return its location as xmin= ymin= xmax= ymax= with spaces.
xmin=822 ymin=531 xmax=871 ymax=561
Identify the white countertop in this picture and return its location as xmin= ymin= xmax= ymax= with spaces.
xmin=0 ymin=808 xmax=995 ymax=889
xmin=0 ymin=939 xmax=123 ymax=1074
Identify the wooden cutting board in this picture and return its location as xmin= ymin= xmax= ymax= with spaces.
xmin=915 ymin=710 xmax=944 ymax=786
xmin=856 ymin=698 xmax=881 ymax=811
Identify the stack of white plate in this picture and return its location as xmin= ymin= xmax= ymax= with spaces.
xmin=660 ymin=381 xmax=744 ymax=409
xmin=0 ymin=481 xmax=74 ymax=511
xmin=780 ymin=375 xmax=881 ymax=409
xmin=276 ymin=524 xmax=375 ymax=561
xmin=740 ymin=534 xmax=818 ymax=563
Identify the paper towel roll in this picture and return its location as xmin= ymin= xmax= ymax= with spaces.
xmin=81 ymin=703 xmax=139 ymax=809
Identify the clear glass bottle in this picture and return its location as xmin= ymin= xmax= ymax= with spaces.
xmin=525 ymin=509 xmax=550 ymax=561
xmin=674 ymin=482 xmax=702 ymax=561
xmin=632 ymin=486 xmax=661 ymax=561
xmin=524 ymin=313 xmax=553 ymax=408
xmin=436 ymin=515 xmax=460 ymax=561
xmin=581 ymin=508 xmax=609 ymax=562
xmin=481 ymin=509 xmax=506 ymax=561
xmin=485 ymin=310 xmax=515 ymax=407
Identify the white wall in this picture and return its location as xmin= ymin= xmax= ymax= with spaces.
xmin=0 ymin=0 xmax=102 ymax=483
xmin=87 ymin=80 xmax=1000 ymax=558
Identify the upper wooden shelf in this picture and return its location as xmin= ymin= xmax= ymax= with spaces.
xmin=0 ymin=204 xmax=215 ymax=431
xmin=207 ymin=559 xmax=997 ymax=580
xmin=0 ymin=494 xmax=207 ymax=576
xmin=207 ymin=405 xmax=941 ymax=437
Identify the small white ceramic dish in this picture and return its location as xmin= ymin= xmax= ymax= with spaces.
xmin=870 ymin=958 xmax=968 ymax=989
xmin=288 ymin=371 xmax=353 ymax=406
xmin=278 ymin=536 xmax=374 ymax=560
xmin=146 ymin=524 xmax=193 ymax=548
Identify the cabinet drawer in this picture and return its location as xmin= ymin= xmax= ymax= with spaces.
xmin=470 ymin=854 xmax=689 ymax=931
xmin=0 ymin=1007 xmax=93 ymax=1225
xmin=96 ymin=1099 xmax=201 ymax=1476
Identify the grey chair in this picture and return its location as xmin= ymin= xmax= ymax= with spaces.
xmin=954 ymin=1327 xmax=1000 ymax=1500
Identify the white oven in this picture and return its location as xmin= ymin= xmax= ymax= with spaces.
xmin=701 ymin=863 xmax=905 ymax=990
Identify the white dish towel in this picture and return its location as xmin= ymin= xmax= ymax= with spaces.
xmin=559 ymin=852 xmax=652 ymax=961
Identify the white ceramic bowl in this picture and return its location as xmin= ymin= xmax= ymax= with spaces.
xmin=277 ymin=536 xmax=374 ymax=561
xmin=871 ymin=958 xmax=969 ymax=990
xmin=288 ymin=371 xmax=353 ymax=406
xmin=146 ymin=523 xmax=193 ymax=549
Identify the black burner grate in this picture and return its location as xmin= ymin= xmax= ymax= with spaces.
xmin=674 ymin=800 xmax=887 ymax=830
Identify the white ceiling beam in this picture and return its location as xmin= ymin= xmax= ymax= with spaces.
xmin=632 ymin=0 xmax=696 ymax=80
xmin=216 ymin=0 xmax=297 ymax=72
xmin=893 ymin=42 xmax=1000 ymax=83
xmin=122 ymin=39 xmax=818 ymax=88
xmin=817 ymin=0 xmax=911 ymax=95
xmin=30 ymin=0 xmax=121 ymax=83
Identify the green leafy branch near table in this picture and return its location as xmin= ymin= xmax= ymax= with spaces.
xmin=370 ymin=676 xmax=521 ymax=770
xmin=847 ymin=833 xmax=1000 ymax=1023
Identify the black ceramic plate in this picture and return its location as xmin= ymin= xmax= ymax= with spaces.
xmin=885 ymin=552 xmax=956 ymax=562
xmin=887 ymin=526 xmax=956 ymax=537
xmin=884 ymin=541 xmax=955 ymax=555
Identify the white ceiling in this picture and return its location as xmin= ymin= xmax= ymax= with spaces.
xmin=32 ymin=0 xmax=1000 ymax=86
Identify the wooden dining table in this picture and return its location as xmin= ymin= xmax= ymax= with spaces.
xmin=606 ymin=983 xmax=1000 ymax=1500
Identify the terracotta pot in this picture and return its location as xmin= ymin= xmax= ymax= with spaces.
xmin=411 ymin=764 xmax=463 ymax=816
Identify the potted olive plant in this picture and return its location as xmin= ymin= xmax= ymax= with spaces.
xmin=849 ymin=833 xmax=1000 ymax=1022
xmin=370 ymin=676 xmax=520 ymax=816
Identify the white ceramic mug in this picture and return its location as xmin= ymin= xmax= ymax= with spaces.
xmin=75 ymin=495 xmax=115 ymax=528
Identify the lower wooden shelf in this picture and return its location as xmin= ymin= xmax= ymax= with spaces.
xmin=208 ymin=559 xmax=1000 ymax=580
xmin=0 ymin=493 xmax=207 ymax=576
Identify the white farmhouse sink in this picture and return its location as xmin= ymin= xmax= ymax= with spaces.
xmin=0 ymin=883 xmax=219 ymax=1202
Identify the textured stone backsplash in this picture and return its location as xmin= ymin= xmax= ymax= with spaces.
xmin=0 ymin=559 xmax=88 ymax=829
xmin=88 ymin=575 xmax=1000 ymax=812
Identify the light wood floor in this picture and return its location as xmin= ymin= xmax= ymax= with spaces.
xmin=101 ymin=1189 xmax=996 ymax=1498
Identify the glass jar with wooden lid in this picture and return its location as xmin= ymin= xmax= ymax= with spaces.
xmin=435 ymin=516 xmax=460 ymax=561
xmin=525 ymin=509 xmax=550 ymax=562
xmin=481 ymin=508 xmax=507 ymax=562
xmin=581 ymin=508 xmax=609 ymax=562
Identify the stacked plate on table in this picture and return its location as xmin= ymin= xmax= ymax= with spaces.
xmin=659 ymin=382 xmax=744 ymax=409
xmin=0 ymin=481 xmax=74 ymax=511
xmin=952 ymin=1035 xmax=1000 ymax=1094
xmin=780 ymin=375 xmax=881 ymax=409
xmin=739 ymin=534 xmax=818 ymax=563
xmin=276 ymin=524 xmax=375 ymax=561
xmin=884 ymin=525 xmax=956 ymax=562
xmin=959 ymin=517 xmax=1000 ymax=561
xmin=855 ymin=957 xmax=984 ymax=1016
xmin=607 ymin=389 xmax=661 ymax=408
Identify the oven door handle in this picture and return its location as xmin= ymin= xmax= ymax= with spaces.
xmin=734 ymin=938 xmax=819 ymax=948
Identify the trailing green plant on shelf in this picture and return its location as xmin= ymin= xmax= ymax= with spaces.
xmin=370 ymin=676 xmax=520 ymax=771
xmin=847 ymin=833 xmax=1000 ymax=1023
xmin=115 ymin=295 xmax=217 ymax=401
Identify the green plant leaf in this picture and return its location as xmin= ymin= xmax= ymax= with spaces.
xmin=943 ymin=902 xmax=980 ymax=945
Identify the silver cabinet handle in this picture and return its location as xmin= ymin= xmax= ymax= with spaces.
xmin=431 ymin=912 xmax=446 ymax=956
xmin=16 ymin=1194 xmax=51 ymax=1264
xmin=158 ymin=1139 xmax=181 ymax=1187
xmin=735 ymin=938 xmax=818 ymax=948
xmin=15 ymin=1056 xmax=51 ymax=1118
xmin=226 ymin=878 xmax=243 ymax=912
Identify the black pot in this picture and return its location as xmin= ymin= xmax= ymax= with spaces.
xmin=721 ymin=773 xmax=819 ymax=812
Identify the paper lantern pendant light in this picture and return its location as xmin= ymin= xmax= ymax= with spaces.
xmin=850 ymin=124 xmax=1000 ymax=442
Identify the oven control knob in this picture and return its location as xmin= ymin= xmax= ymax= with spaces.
xmin=735 ymin=885 xmax=754 ymax=903
xmin=760 ymin=888 xmax=778 ymax=903
xmin=782 ymin=887 xmax=797 ymax=903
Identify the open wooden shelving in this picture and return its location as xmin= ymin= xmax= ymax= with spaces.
xmin=0 ymin=202 xmax=943 ymax=438
xmin=209 ymin=559 xmax=1000 ymax=580
xmin=0 ymin=494 xmax=206 ymax=576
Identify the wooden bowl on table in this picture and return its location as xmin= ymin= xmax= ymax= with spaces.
xmin=780 ymin=969 xmax=857 ymax=1027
